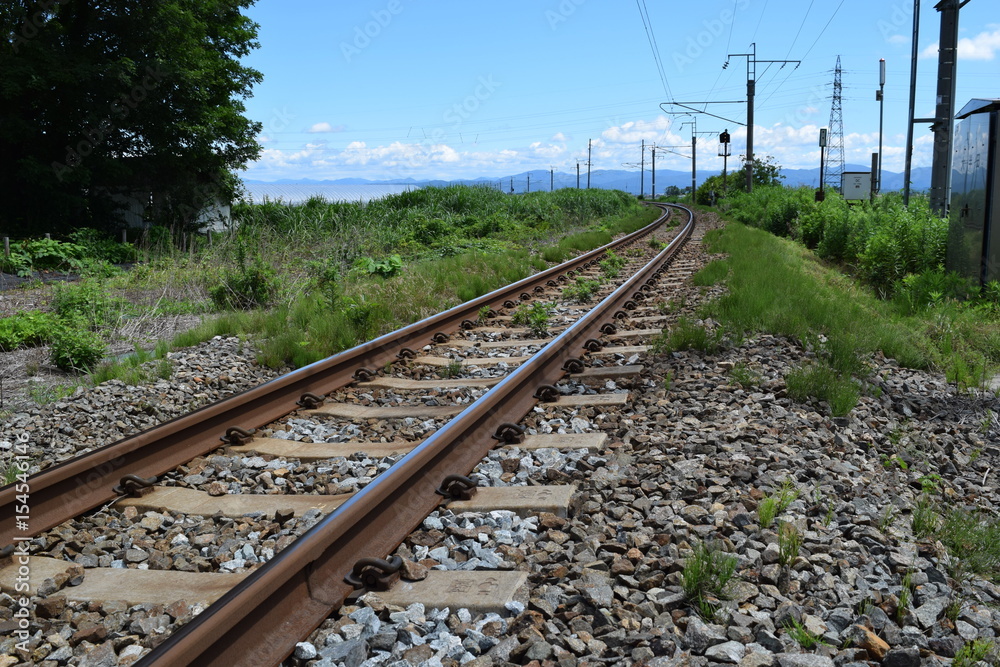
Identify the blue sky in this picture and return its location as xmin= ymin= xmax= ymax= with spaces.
xmin=239 ymin=1 xmax=1000 ymax=182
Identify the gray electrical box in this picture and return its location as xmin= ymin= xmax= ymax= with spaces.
xmin=947 ymin=98 xmax=1000 ymax=285
xmin=841 ymin=172 xmax=871 ymax=201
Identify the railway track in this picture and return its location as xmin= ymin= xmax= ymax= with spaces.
xmin=0 ymin=203 xmax=696 ymax=666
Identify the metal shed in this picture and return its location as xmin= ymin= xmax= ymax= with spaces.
xmin=946 ymin=98 xmax=1000 ymax=285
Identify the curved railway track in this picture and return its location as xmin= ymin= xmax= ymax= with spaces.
xmin=1 ymin=203 xmax=697 ymax=666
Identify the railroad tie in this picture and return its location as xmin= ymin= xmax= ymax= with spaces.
xmin=0 ymin=556 xmax=245 ymax=606
xmin=228 ymin=437 xmax=419 ymax=460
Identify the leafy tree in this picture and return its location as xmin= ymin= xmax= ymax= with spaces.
xmin=696 ymin=155 xmax=784 ymax=205
xmin=0 ymin=0 xmax=263 ymax=237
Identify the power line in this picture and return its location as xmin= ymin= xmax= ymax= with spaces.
xmin=784 ymin=0 xmax=815 ymax=60
xmin=724 ymin=0 xmax=738 ymax=54
xmin=635 ymin=0 xmax=673 ymax=101
xmin=750 ymin=0 xmax=769 ymax=43
xmin=800 ymin=0 xmax=846 ymax=62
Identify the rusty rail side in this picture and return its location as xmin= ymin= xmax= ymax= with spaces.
xmin=136 ymin=204 xmax=693 ymax=667
xmin=0 ymin=206 xmax=671 ymax=546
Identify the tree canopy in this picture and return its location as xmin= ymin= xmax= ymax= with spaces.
xmin=1 ymin=0 xmax=263 ymax=237
xmin=695 ymin=155 xmax=784 ymax=205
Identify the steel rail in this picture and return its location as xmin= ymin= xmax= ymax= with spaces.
xmin=0 ymin=206 xmax=671 ymax=547
xmin=135 ymin=204 xmax=694 ymax=667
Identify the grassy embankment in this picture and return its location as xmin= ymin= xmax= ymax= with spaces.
xmin=654 ymin=186 xmax=1000 ymax=417
xmin=672 ymin=187 xmax=1000 ymax=590
xmin=3 ymin=185 xmax=658 ymax=399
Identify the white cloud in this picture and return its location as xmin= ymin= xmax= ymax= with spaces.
xmin=307 ymin=122 xmax=346 ymax=133
xmin=601 ymin=116 xmax=674 ymax=144
xmin=887 ymin=34 xmax=908 ymax=46
xmin=921 ymin=26 xmax=1000 ymax=60
xmin=551 ymin=132 xmax=568 ymax=142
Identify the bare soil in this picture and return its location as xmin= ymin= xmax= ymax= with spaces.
xmin=0 ymin=281 xmax=206 ymax=413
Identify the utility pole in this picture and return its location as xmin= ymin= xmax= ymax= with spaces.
xmin=724 ymin=44 xmax=799 ymax=193
xmin=550 ymin=168 xmax=554 ymax=192
xmin=877 ymin=58 xmax=886 ymax=194
xmin=816 ymin=128 xmax=828 ymax=202
xmin=576 ymin=162 xmax=580 ymax=189
xmin=681 ymin=120 xmax=696 ymax=201
xmin=587 ymin=139 xmax=592 ymax=189
xmin=719 ymin=130 xmax=731 ymax=194
xmin=640 ymin=139 xmax=645 ymax=198
xmin=651 ymin=145 xmax=656 ymax=199
xmin=928 ymin=0 xmax=966 ymax=216
xmin=903 ymin=0 xmax=921 ymax=206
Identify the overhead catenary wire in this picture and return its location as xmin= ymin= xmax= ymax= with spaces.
xmin=784 ymin=0 xmax=815 ymax=60
xmin=799 ymin=0 xmax=846 ymax=62
xmin=635 ymin=0 xmax=673 ymax=101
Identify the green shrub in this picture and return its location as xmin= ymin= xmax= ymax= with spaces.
xmin=599 ymin=250 xmax=626 ymax=279
xmin=209 ymin=245 xmax=277 ymax=310
xmin=0 ymin=237 xmax=84 ymax=275
xmin=355 ymin=254 xmax=403 ymax=278
xmin=51 ymin=281 xmax=131 ymax=326
xmin=0 ymin=311 xmax=59 ymax=351
xmin=511 ymin=302 xmax=553 ymax=337
xmin=50 ymin=324 xmax=107 ymax=371
xmin=562 ymin=278 xmax=601 ymax=303
xmin=67 ymin=228 xmax=136 ymax=264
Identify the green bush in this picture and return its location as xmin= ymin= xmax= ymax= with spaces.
xmin=50 ymin=324 xmax=107 ymax=371
xmin=562 ymin=278 xmax=602 ymax=303
xmin=67 ymin=228 xmax=136 ymax=264
xmin=209 ymin=244 xmax=277 ymax=310
xmin=51 ymin=281 xmax=131 ymax=326
xmin=0 ymin=311 xmax=59 ymax=351
xmin=0 ymin=238 xmax=84 ymax=275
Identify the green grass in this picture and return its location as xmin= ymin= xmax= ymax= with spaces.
xmin=911 ymin=495 xmax=940 ymax=538
xmin=937 ymin=509 xmax=1000 ymax=580
xmin=692 ymin=259 xmax=728 ymax=286
xmin=953 ymin=640 xmax=994 ymax=667
xmin=785 ymin=363 xmax=861 ymax=417
xmin=681 ymin=540 xmax=738 ymax=620
xmin=728 ymin=362 xmax=760 ymax=388
xmin=650 ymin=317 xmax=723 ymax=355
xmin=562 ymin=278 xmax=602 ymax=304
xmin=783 ymin=617 xmax=829 ymax=649
xmin=757 ymin=478 xmax=798 ymax=528
xmin=777 ymin=522 xmax=802 ymax=568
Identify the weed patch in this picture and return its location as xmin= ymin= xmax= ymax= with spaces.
xmin=682 ymin=540 xmax=738 ymax=620
xmin=650 ymin=317 xmax=722 ymax=355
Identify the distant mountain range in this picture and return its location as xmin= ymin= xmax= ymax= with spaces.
xmin=244 ymin=164 xmax=932 ymax=195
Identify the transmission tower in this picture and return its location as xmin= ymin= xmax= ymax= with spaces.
xmin=827 ymin=56 xmax=846 ymax=191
